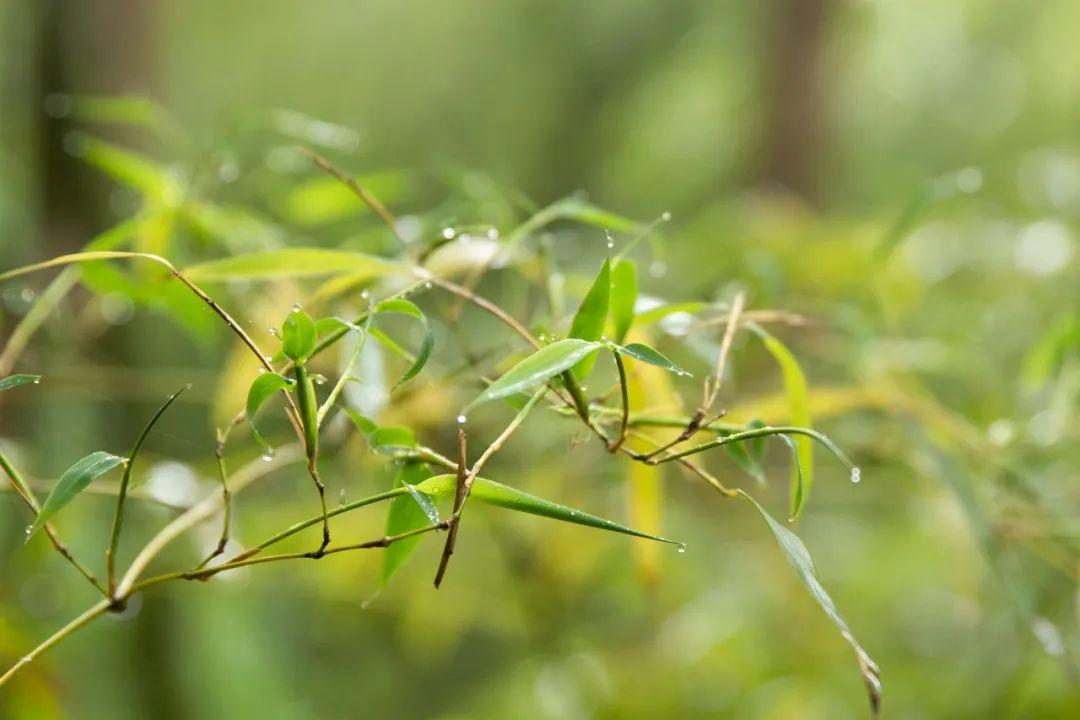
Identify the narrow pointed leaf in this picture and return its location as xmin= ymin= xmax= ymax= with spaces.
xmin=751 ymin=325 xmax=813 ymax=519
xmin=466 ymin=339 xmax=601 ymax=412
xmin=374 ymin=299 xmax=434 ymax=388
xmin=182 ymin=248 xmax=400 ymax=282
xmin=725 ymin=419 xmax=768 ymax=482
xmin=610 ymin=259 xmax=638 ymax=343
xmin=78 ymin=136 xmax=181 ymax=202
xmin=281 ymin=308 xmax=317 ymax=361
xmin=412 ymin=474 xmax=679 ymax=545
xmin=741 ymin=491 xmax=881 ymax=716
xmin=381 ymin=462 xmax=437 ymax=585
xmin=27 ymin=452 xmax=125 ymax=538
xmin=568 ymin=259 xmax=611 ymax=379
xmin=368 ymin=426 xmax=416 ymax=455
xmin=245 ymin=372 xmax=295 ymax=447
xmin=0 ymin=374 xmax=41 ymax=393
xmin=614 ymin=342 xmax=691 ymax=377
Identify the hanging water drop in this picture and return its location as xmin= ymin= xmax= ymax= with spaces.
xmin=850 ymin=467 xmax=862 ymax=484
xmin=338 ymin=488 xmax=347 ymax=505
xmin=260 ymin=447 xmax=276 ymax=463
xmin=24 ymin=525 xmax=32 ymax=537
xmin=605 ymin=231 xmax=615 ymax=250
xmin=312 ymin=374 xmax=328 ymax=385
xmin=32 ymin=378 xmax=40 ymax=384
xmin=677 ymin=543 xmax=687 ymax=554
xmin=442 ymin=227 xmax=456 ymax=240
xmin=456 ymin=415 xmax=467 ymax=425
xmin=661 ymin=211 xmax=672 ymax=222
xmin=292 ymin=302 xmax=302 ymax=312
xmin=360 ymin=290 xmax=370 ymax=300
xmin=268 ymin=326 xmax=280 ymax=338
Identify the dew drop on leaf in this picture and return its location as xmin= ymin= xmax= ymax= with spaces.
xmin=260 ymin=447 xmax=276 ymax=463
xmin=677 ymin=543 xmax=687 ymax=554
xmin=850 ymin=467 xmax=862 ymax=484
xmin=661 ymin=211 xmax=672 ymax=222
xmin=442 ymin=227 xmax=456 ymax=240
xmin=456 ymin=415 xmax=467 ymax=425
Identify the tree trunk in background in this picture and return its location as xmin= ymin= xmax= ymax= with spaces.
xmin=759 ymin=0 xmax=833 ymax=205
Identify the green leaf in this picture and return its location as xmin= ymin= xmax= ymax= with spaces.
xmin=567 ymin=259 xmax=611 ymax=379
xmin=27 ymin=452 xmax=126 ymax=539
xmin=613 ymin=342 xmax=691 ymax=376
xmin=0 ymin=374 xmax=41 ymax=393
xmin=368 ymin=426 xmax=416 ymax=454
xmin=245 ymin=372 xmax=295 ymax=448
xmin=609 ymin=259 xmax=638 ymax=343
xmin=752 ymin=325 xmax=813 ymax=519
xmin=741 ymin=491 xmax=881 ymax=715
xmin=466 ymin=339 xmax=601 ymax=412
xmin=412 ymin=475 xmax=679 ymax=545
xmin=552 ymin=198 xmax=640 ymax=233
xmin=281 ymin=308 xmax=318 ymax=362
xmin=283 ymin=172 xmax=407 ymax=226
xmin=342 ymin=407 xmax=379 ymax=436
xmin=374 ymin=299 xmax=434 ymax=389
xmin=182 ymin=248 xmax=400 ymax=282
xmin=381 ymin=462 xmax=437 ymax=585
xmin=77 ymin=136 xmax=182 ymax=204
xmin=724 ymin=419 xmax=767 ymax=482
xmin=58 ymin=95 xmax=184 ymax=146
xmin=634 ymin=301 xmax=710 ymax=327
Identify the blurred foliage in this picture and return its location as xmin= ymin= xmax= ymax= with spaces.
xmin=2 ymin=1 xmax=1079 ymax=718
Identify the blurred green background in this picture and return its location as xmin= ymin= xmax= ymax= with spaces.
xmin=1 ymin=0 xmax=1078 ymax=718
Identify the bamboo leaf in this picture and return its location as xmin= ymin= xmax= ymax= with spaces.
xmin=610 ymin=259 xmax=638 ymax=343
xmin=413 ymin=475 xmax=679 ymax=545
xmin=634 ymin=301 xmax=710 ymax=327
xmin=283 ymin=172 xmax=407 ymax=226
xmin=245 ymin=372 xmax=295 ymax=448
xmin=77 ymin=136 xmax=182 ymax=203
xmin=0 ymin=374 xmax=41 ymax=393
xmin=613 ymin=342 xmax=691 ymax=377
xmin=281 ymin=308 xmax=317 ymax=362
xmin=374 ymin=299 xmax=434 ymax=389
xmin=381 ymin=462 xmax=437 ymax=585
xmin=568 ymin=259 xmax=611 ymax=379
xmin=751 ymin=325 xmax=813 ymax=519
xmin=368 ymin=426 xmax=416 ymax=455
xmin=182 ymin=248 xmax=400 ymax=282
xmin=741 ymin=491 xmax=881 ymax=716
xmin=466 ymin=339 xmax=601 ymax=412
xmin=724 ymin=419 xmax=768 ymax=483
xmin=27 ymin=452 xmax=126 ymax=539
xmin=552 ymin=198 xmax=640 ymax=233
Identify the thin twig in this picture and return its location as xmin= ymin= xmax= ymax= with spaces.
xmin=433 ymin=427 xmax=470 ymax=588
xmin=609 ymin=349 xmax=630 ymax=452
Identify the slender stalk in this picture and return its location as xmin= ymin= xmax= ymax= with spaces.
xmin=107 ymin=386 xmax=187 ymax=596
xmin=194 ymin=439 xmax=232 ymax=571
xmin=651 ymin=424 xmax=855 ymax=469
xmin=609 ymin=349 xmax=630 ymax=452
xmin=702 ymin=291 xmax=744 ymax=412
xmin=434 ymin=427 xmax=470 ymax=588
xmin=0 ymin=267 xmax=79 ymax=377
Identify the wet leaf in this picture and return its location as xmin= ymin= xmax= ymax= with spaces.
xmin=610 ymin=259 xmax=638 ymax=343
xmin=182 ymin=248 xmax=400 ymax=282
xmin=741 ymin=491 xmax=881 ymax=716
xmin=567 ymin=259 xmax=611 ymax=379
xmin=466 ymin=339 xmax=601 ymax=412
xmin=281 ymin=308 xmax=317 ymax=362
xmin=613 ymin=342 xmax=690 ymax=376
xmin=245 ymin=372 xmax=295 ymax=448
xmin=0 ymin=374 xmax=41 ymax=393
xmin=27 ymin=452 xmax=126 ymax=539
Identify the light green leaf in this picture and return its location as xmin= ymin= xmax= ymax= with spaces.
xmin=634 ymin=301 xmax=710 ymax=327
xmin=466 ymin=339 xmax=601 ymax=412
xmin=281 ymin=308 xmax=317 ymax=362
xmin=724 ymin=419 xmax=767 ymax=482
xmin=342 ymin=407 xmax=379 ymax=436
xmin=182 ymin=248 xmax=400 ymax=282
xmin=568 ymin=259 xmax=611 ymax=379
xmin=245 ymin=372 xmax=295 ymax=448
xmin=374 ymin=299 xmax=434 ymax=388
xmin=283 ymin=172 xmax=406 ymax=226
xmin=381 ymin=462 xmax=437 ymax=585
xmin=27 ymin=452 xmax=126 ymax=538
xmin=77 ymin=136 xmax=182 ymax=204
xmin=613 ymin=342 xmax=691 ymax=376
xmin=552 ymin=198 xmax=640 ymax=233
xmin=751 ymin=325 xmax=813 ymax=519
xmin=610 ymin=259 xmax=638 ymax=343
xmin=412 ymin=475 xmax=679 ymax=545
xmin=368 ymin=426 xmax=416 ymax=454
xmin=0 ymin=374 xmax=41 ymax=393
xmin=741 ymin=491 xmax=881 ymax=715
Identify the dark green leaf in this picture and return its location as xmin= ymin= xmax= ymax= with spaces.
xmin=27 ymin=452 xmax=125 ymax=538
xmin=374 ymin=299 xmax=434 ymax=388
xmin=610 ymin=259 xmax=638 ymax=343
xmin=0 ymin=374 xmax=41 ymax=393
xmin=741 ymin=491 xmax=881 ymax=715
xmin=613 ymin=342 xmax=691 ymax=376
xmin=568 ymin=259 xmax=611 ymax=379
xmin=466 ymin=339 xmax=601 ymax=412
xmin=281 ymin=308 xmax=317 ymax=362
xmin=245 ymin=372 xmax=295 ymax=448
xmin=381 ymin=462 xmax=436 ymax=585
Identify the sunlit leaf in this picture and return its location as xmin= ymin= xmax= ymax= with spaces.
xmin=27 ymin=452 xmax=126 ymax=539
xmin=281 ymin=308 xmax=317 ymax=362
xmin=610 ymin=259 xmax=638 ymax=343
xmin=0 ymin=374 xmax=41 ymax=393
xmin=552 ymin=197 xmax=640 ymax=233
xmin=381 ymin=462 xmax=437 ymax=585
xmin=413 ymin=475 xmax=679 ymax=545
xmin=568 ymin=259 xmax=611 ymax=379
xmin=741 ymin=491 xmax=881 ymax=715
xmin=751 ymin=324 xmax=813 ymax=519
xmin=245 ymin=372 xmax=295 ymax=448
xmin=466 ymin=339 xmax=601 ymax=412
xmin=634 ymin=301 xmax=710 ymax=327
xmin=182 ymin=248 xmax=400 ymax=282
xmin=283 ymin=172 xmax=406 ymax=226
xmin=613 ymin=342 xmax=690 ymax=376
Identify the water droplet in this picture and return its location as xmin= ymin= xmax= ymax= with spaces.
xmin=605 ymin=231 xmax=615 ymax=250
xmin=661 ymin=211 xmax=672 ymax=222
xmin=850 ymin=467 xmax=862 ymax=484
xmin=24 ymin=525 xmax=32 ymax=537
xmin=32 ymin=378 xmax=40 ymax=384
xmin=649 ymin=260 xmax=668 ymax=278
xmin=268 ymin=326 xmax=280 ymax=338
xmin=676 ymin=543 xmax=687 ymax=554
xmin=260 ymin=447 xmax=276 ymax=463
xmin=20 ymin=288 xmax=36 ymax=303
xmin=456 ymin=415 xmax=467 ymax=425
xmin=312 ymin=374 xmax=328 ymax=385
xmin=292 ymin=302 xmax=303 ymax=312
xmin=424 ymin=282 xmax=432 ymax=289
xmin=338 ymin=488 xmax=347 ymax=505
xmin=487 ymin=227 xmax=500 ymax=241
xmin=360 ymin=290 xmax=370 ymax=300
xmin=442 ymin=227 xmax=456 ymax=240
